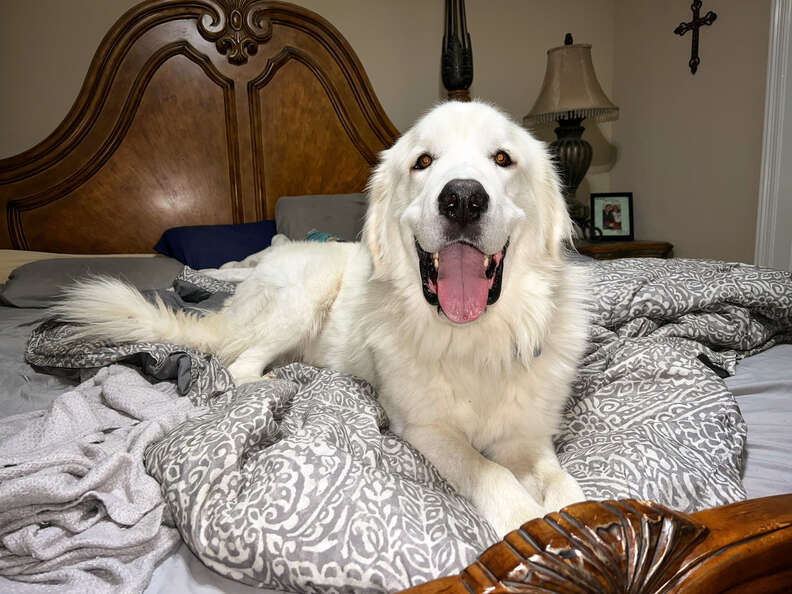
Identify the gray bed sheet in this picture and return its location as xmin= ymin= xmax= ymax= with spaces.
xmin=726 ymin=344 xmax=792 ymax=498
xmin=0 ymin=304 xmax=790 ymax=593
xmin=0 ymin=307 xmax=75 ymax=416
xmin=148 ymin=544 xmax=284 ymax=594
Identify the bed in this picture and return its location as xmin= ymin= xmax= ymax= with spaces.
xmin=0 ymin=1 xmax=790 ymax=592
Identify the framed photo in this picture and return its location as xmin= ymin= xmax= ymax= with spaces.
xmin=589 ymin=192 xmax=634 ymax=241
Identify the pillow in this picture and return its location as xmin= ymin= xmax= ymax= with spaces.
xmin=275 ymin=194 xmax=367 ymax=241
xmin=0 ymin=250 xmax=159 ymax=283
xmin=0 ymin=256 xmax=184 ymax=308
xmin=154 ymin=221 xmax=277 ymax=269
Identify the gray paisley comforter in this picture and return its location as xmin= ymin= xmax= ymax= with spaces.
xmin=13 ymin=258 xmax=792 ymax=593
xmin=560 ymin=258 xmax=791 ymax=510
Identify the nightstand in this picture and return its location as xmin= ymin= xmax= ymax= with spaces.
xmin=574 ymin=240 xmax=674 ymax=260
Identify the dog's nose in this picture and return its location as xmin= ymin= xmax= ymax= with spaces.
xmin=437 ymin=179 xmax=489 ymax=226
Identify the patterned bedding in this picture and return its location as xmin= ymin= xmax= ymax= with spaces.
xmin=2 ymin=257 xmax=790 ymax=593
xmin=560 ymin=258 xmax=791 ymax=509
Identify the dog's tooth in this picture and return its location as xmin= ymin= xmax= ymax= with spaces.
xmin=484 ymin=255 xmax=490 ymax=269
xmin=433 ymin=254 xmax=439 ymax=270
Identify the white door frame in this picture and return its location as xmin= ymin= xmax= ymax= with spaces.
xmin=756 ymin=0 xmax=792 ymax=270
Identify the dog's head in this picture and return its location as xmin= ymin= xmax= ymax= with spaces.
xmin=363 ymin=101 xmax=570 ymax=325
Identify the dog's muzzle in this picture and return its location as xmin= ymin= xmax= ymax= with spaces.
xmin=415 ymin=238 xmax=508 ymax=324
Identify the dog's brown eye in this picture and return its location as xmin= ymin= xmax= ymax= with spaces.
xmin=494 ymin=150 xmax=512 ymax=167
xmin=413 ymin=153 xmax=433 ymax=170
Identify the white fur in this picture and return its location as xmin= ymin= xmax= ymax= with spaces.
xmin=55 ymin=102 xmax=590 ymax=535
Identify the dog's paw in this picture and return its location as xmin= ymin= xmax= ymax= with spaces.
xmin=474 ymin=464 xmax=547 ymax=536
xmin=487 ymin=496 xmax=546 ymax=537
xmin=228 ymin=361 xmax=264 ymax=385
xmin=233 ymin=375 xmax=265 ymax=385
xmin=541 ymin=469 xmax=585 ymax=513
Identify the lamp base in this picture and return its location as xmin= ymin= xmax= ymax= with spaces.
xmin=549 ymin=117 xmax=594 ymax=235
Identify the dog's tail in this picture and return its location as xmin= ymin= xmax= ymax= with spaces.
xmin=52 ymin=277 xmax=224 ymax=354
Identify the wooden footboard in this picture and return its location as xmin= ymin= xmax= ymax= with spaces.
xmin=400 ymin=494 xmax=792 ymax=593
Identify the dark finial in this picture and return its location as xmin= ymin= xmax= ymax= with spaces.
xmin=442 ymin=0 xmax=473 ymax=101
xmin=564 ymin=33 xmax=573 ymax=45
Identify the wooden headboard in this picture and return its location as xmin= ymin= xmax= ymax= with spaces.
xmin=0 ymin=0 xmax=399 ymax=253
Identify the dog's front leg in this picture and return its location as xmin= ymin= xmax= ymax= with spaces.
xmin=488 ymin=437 xmax=584 ymax=514
xmin=227 ymin=345 xmax=274 ymax=384
xmin=401 ymin=424 xmax=545 ymax=536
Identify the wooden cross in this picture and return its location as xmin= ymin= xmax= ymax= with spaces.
xmin=674 ymin=0 xmax=718 ymax=75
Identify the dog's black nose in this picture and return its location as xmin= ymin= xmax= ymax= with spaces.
xmin=438 ymin=179 xmax=489 ymax=226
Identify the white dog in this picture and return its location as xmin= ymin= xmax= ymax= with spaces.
xmin=57 ymin=101 xmax=589 ymax=536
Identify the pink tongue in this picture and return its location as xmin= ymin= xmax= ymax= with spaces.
xmin=437 ymin=243 xmax=488 ymax=323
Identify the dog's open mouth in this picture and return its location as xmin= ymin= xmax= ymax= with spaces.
xmin=416 ymin=238 xmax=508 ymax=324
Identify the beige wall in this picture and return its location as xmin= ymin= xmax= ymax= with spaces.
xmin=0 ymin=0 xmax=141 ymax=159
xmin=611 ymin=0 xmax=770 ymax=262
xmin=0 ymin=1 xmax=769 ymax=262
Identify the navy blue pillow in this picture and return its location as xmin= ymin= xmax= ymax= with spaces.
xmin=154 ymin=221 xmax=277 ymax=269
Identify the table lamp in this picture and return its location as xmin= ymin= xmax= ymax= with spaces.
xmin=524 ymin=34 xmax=618 ymax=234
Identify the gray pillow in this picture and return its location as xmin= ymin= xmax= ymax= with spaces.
xmin=275 ymin=193 xmax=368 ymax=241
xmin=0 ymin=256 xmax=184 ymax=308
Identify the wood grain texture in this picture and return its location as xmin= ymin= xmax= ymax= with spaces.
xmin=575 ymin=240 xmax=674 ymax=260
xmin=0 ymin=0 xmax=398 ymax=252
xmin=250 ymin=50 xmax=375 ymax=219
xmin=400 ymin=495 xmax=792 ymax=593
xmin=7 ymin=44 xmax=239 ymax=252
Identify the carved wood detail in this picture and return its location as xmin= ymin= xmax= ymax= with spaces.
xmin=197 ymin=0 xmax=273 ymax=65
xmin=479 ymin=500 xmax=707 ymax=593
xmin=6 ymin=41 xmax=240 ymax=250
xmin=400 ymin=495 xmax=792 ymax=593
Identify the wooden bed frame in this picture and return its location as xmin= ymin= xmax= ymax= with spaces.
xmin=1 ymin=1 xmax=790 ymax=591
xmin=0 ymin=0 xmax=398 ymax=252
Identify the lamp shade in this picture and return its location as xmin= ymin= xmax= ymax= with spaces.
xmin=524 ymin=39 xmax=618 ymax=125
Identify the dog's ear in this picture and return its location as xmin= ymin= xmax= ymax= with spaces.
xmin=363 ymin=153 xmax=394 ymax=275
xmin=540 ymin=151 xmax=573 ymax=258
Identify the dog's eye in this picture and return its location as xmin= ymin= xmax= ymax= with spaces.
xmin=494 ymin=150 xmax=512 ymax=167
xmin=413 ymin=153 xmax=433 ymax=170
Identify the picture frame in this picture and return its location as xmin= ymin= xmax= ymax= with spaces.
xmin=589 ymin=192 xmax=634 ymax=241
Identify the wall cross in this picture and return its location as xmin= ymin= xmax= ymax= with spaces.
xmin=674 ymin=0 xmax=718 ymax=75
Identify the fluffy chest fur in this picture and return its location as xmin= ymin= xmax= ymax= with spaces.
xmin=304 ymin=243 xmax=588 ymax=453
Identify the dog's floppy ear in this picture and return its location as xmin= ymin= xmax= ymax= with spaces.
xmin=363 ymin=152 xmax=395 ymax=275
xmin=540 ymin=150 xmax=573 ymax=258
